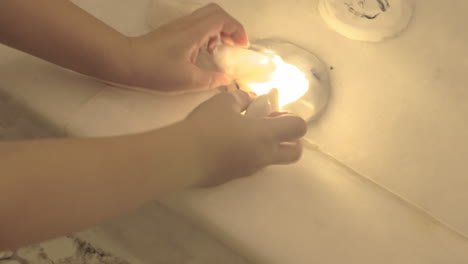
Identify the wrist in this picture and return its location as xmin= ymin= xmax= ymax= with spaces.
xmin=114 ymin=36 xmax=138 ymax=85
xmin=172 ymin=120 xmax=211 ymax=188
xmin=92 ymin=35 xmax=139 ymax=87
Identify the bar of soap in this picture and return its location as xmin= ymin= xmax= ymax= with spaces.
xmin=245 ymin=89 xmax=279 ymax=118
xmin=213 ymin=45 xmax=278 ymax=86
xmin=319 ymin=0 xmax=413 ymax=42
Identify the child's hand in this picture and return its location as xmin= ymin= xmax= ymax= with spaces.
xmin=184 ymin=90 xmax=308 ymax=187
xmin=124 ymin=4 xmax=249 ymax=92
xmin=0 ymin=1 xmax=245 ymax=93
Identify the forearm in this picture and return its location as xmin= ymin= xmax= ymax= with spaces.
xmin=0 ymin=0 xmax=132 ymax=83
xmin=0 ymin=121 xmax=202 ymax=250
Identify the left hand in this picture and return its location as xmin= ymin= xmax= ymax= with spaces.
xmin=182 ymin=90 xmax=307 ymax=187
xmin=123 ymin=3 xmax=249 ymax=92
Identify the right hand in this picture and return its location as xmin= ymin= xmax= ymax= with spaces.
xmin=124 ymin=3 xmax=249 ymax=92
xmin=184 ymin=90 xmax=308 ymax=187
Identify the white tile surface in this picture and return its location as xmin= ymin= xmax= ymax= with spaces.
xmin=70 ymin=0 xmax=151 ymax=37
xmin=302 ymin=0 xmax=468 ymax=235
xmin=165 ymin=149 xmax=468 ymax=264
xmin=0 ymin=52 xmax=104 ymax=134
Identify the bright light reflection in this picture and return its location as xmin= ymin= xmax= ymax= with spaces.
xmin=246 ymin=55 xmax=309 ymax=108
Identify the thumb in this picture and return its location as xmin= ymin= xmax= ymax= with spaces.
xmin=265 ymin=115 xmax=308 ymax=142
xmin=207 ymin=89 xmax=255 ymax=113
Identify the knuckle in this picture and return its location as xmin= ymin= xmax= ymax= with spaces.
xmin=210 ymin=12 xmax=225 ymax=24
xmin=205 ymin=3 xmax=222 ymax=11
xmin=208 ymin=4 xmax=230 ymax=18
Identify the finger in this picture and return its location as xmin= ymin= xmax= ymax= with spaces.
xmin=207 ymin=36 xmax=219 ymax=53
xmin=268 ymin=112 xmax=289 ymax=118
xmin=211 ymin=90 xmax=255 ymax=113
xmin=189 ymin=47 xmax=202 ymax=64
xmin=219 ymin=22 xmax=249 ymax=47
xmin=220 ymin=32 xmax=249 ymax=48
xmin=188 ymin=65 xmax=233 ymax=90
xmin=190 ymin=4 xmax=249 ymax=47
xmin=272 ymin=140 xmax=303 ymax=164
xmin=265 ymin=115 xmax=308 ymax=142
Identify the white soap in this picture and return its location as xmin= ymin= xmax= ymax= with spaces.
xmin=147 ymin=0 xmax=202 ymax=29
xmin=319 ymin=0 xmax=413 ymax=42
xmin=245 ymin=89 xmax=279 ymax=118
xmin=213 ymin=45 xmax=277 ymax=86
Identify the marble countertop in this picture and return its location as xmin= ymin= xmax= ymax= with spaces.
xmin=1 ymin=0 xmax=468 ymax=263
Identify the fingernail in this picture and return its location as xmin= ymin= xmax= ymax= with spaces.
xmin=222 ymin=74 xmax=233 ymax=86
xmin=208 ymin=42 xmax=217 ymax=53
xmin=223 ymin=38 xmax=235 ymax=46
xmin=268 ymin=111 xmax=290 ymax=117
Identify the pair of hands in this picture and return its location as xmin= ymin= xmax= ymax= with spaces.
xmin=126 ymin=4 xmax=307 ymax=186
